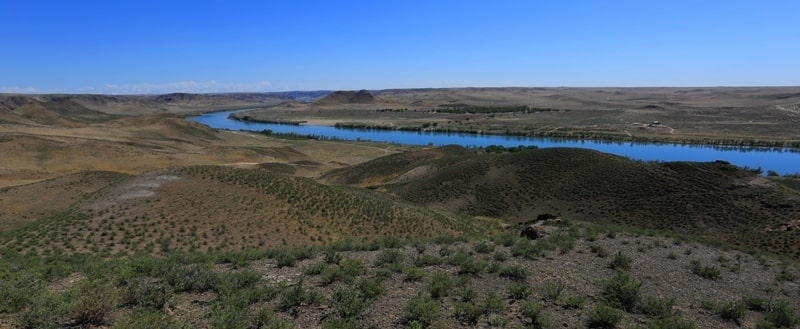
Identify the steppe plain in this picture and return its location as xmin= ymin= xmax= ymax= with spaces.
xmin=1 ymin=87 xmax=799 ymax=328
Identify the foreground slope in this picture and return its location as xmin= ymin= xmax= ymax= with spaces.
xmin=0 ymin=166 xmax=475 ymax=255
xmin=329 ymin=146 xmax=800 ymax=258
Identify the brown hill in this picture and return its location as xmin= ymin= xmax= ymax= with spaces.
xmin=0 ymin=171 xmax=127 ymax=231
xmin=314 ymin=90 xmax=376 ymax=106
xmin=329 ymin=146 xmax=800 ymax=257
xmin=0 ymin=166 xmax=477 ymax=255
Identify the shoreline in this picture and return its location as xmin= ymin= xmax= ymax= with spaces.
xmin=229 ymin=114 xmax=800 ymax=151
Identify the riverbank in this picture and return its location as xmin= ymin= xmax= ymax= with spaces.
xmin=226 ymin=109 xmax=800 ymax=149
xmin=188 ymin=110 xmax=800 ymax=175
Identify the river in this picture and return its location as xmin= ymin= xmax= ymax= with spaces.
xmin=188 ymin=109 xmax=800 ymax=175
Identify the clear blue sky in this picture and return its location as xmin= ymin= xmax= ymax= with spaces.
xmin=2 ymin=0 xmax=799 ymax=94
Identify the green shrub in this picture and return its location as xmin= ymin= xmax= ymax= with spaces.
xmin=404 ymin=267 xmax=427 ymax=282
xmin=762 ymin=300 xmax=799 ymax=328
xmin=274 ymin=251 xmax=297 ymax=268
xmin=17 ymin=291 xmax=68 ymax=329
xmin=68 ymin=281 xmax=118 ymax=326
xmin=563 ymin=295 xmax=586 ymax=309
xmin=493 ymin=251 xmax=508 ymax=262
xmin=454 ymin=301 xmax=486 ymax=324
xmin=356 ymin=277 xmax=385 ymax=300
xmin=324 ymin=249 xmax=342 ymax=264
xmin=601 ymin=272 xmax=641 ymax=311
xmin=521 ymin=300 xmax=549 ymax=328
xmin=689 ymin=260 xmax=720 ymax=280
xmin=499 ymin=264 xmax=528 ymax=281
xmin=113 ymin=310 xmax=182 ymax=329
xmin=303 ymin=262 xmax=328 ymax=276
xmin=643 ymin=316 xmax=697 ymax=329
xmin=429 ymin=273 xmax=453 ymax=299
xmin=641 ymin=296 xmax=676 ymax=319
xmin=473 ymin=241 xmax=494 ymax=254
xmin=717 ymin=301 xmax=745 ymax=324
xmin=405 ymin=294 xmax=440 ymax=327
xmin=124 ymin=279 xmax=173 ymax=310
xmin=776 ymin=268 xmax=798 ymax=282
xmin=163 ymin=264 xmax=218 ymax=292
xmin=331 ymin=287 xmax=368 ymax=319
xmin=542 ymin=280 xmax=565 ymax=301
xmin=457 ymin=257 xmax=487 ymax=276
xmin=279 ymin=279 xmax=320 ymax=311
xmin=414 ymin=254 xmax=443 ymax=267
xmin=742 ymin=295 xmax=768 ymax=311
xmin=608 ymin=252 xmax=632 ymax=271
xmin=590 ymin=244 xmax=610 ymax=258
xmin=483 ymin=291 xmax=505 ymax=313
xmin=339 ymin=258 xmax=366 ymax=278
xmin=588 ymin=304 xmax=624 ymax=328
xmin=507 ymin=282 xmax=533 ymax=300
xmin=375 ymin=249 xmax=405 ymax=267
xmin=322 ymin=318 xmax=357 ymax=329
xmin=209 ymin=305 xmax=248 ymax=329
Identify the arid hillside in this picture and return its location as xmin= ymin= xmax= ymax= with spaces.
xmin=327 ymin=146 xmax=800 ymax=258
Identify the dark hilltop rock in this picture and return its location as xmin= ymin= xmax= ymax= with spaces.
xmin=314 ymin=89 xmax=376 ymax=105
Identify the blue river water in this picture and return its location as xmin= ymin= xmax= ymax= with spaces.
xmin=188 ymin=110 xmax=800 ymax=175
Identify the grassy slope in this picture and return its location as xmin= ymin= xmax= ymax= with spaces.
xmin=0 ymin=166 xmax=477 ymax=255
xmin=331 ymin=146 xmax=800 ymax=258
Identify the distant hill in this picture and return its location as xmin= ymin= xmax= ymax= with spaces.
xmin=314 ymin=90 xmax=376 ymax=106
xmin=327 ymin=146 xmax=800 ymax=257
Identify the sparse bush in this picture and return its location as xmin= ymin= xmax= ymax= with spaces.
xmin=124 ymin=279 xmax=173 ymax=310
xmin=643 ymin=316 xmax=697 ymax=329
xmin=563 ymin=295 xmax=586 ymax=309
xmin=601 ymin=272 xmax=641 ymax=311
xmin=542 ymin=280 xmax=565 ymax=301
xmin=250 ymin=308 xmax=292 ymax=329
xmin=457 ymin=257 xmax=487 ymax=275
xmin=507 ymin=282 xmax=533 ymax=300
xmin=375 ymin=249 xmax=404 ymax=270
xmin=473 ymin=241 xmax=494 ymax=254
xmin=742 ymin=295 xmax=768 ymax=311
xmin=588 ymin=304 xmax=624 ymax=328
xmin=641 ymin=296 xmax=676 ymax=319
xmin=689 ymin=260 xmax=720 ymax=280
xmin=303 ymin=262 xmax=328 ymax=276
xmin=429 ymin=273 xmax=453 ymax=299
xmin=331 ymin=287 xmax=368 ymax=319
xmin=717 ymin=301 xmax=746 ymax=324
xmin=356 ymin=277 xmax=385 ymax=300
xmin=405 ymin=294 xmax=440 ymax=328
xmin=404 ymin=267 xmax=426 ymax=282
xmin=274 ymin=250 xmax=297 ymax=268
xmin=17 ymin=291 xmax=68 ymax=329
xmin=279 ymin=279 xmax=320 ymax=311
xmin=493 ymin=250 xmax=508 ymax=262
xmin=776 ymin=268 xmax=798 ymax=282
xmin=483 ymin=291 xmax=505 ymax=313
xmin=609 ymin=252 xmax=632 ymax=271
xmin=761 ymin=300 xmax=799 ymax=328
xmin=68 ymin=281 xmax=118 ymax=326
xmin=454 ymin=301 xmax=486 ymax=324
xmin=113 ymin=310 xmax=182 ymax=329
xmin=499 ymin=264 xmax=528 ymax=281
xmin=590 ymin=244 xmax=610 ymax=258
xmin=414 ymin=254 xmax=443 ymax=267
xmin=324 ymin=249 xmax=342 ymax=264
xmin=521 ymin=300 xmax=549 ymax=328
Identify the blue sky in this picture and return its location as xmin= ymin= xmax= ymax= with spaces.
xmin=1 ymin=0 xmax=799 ymax=94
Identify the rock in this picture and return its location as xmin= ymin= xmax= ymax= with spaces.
xmin=520 ymin=224 xmax=547 ymax=240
